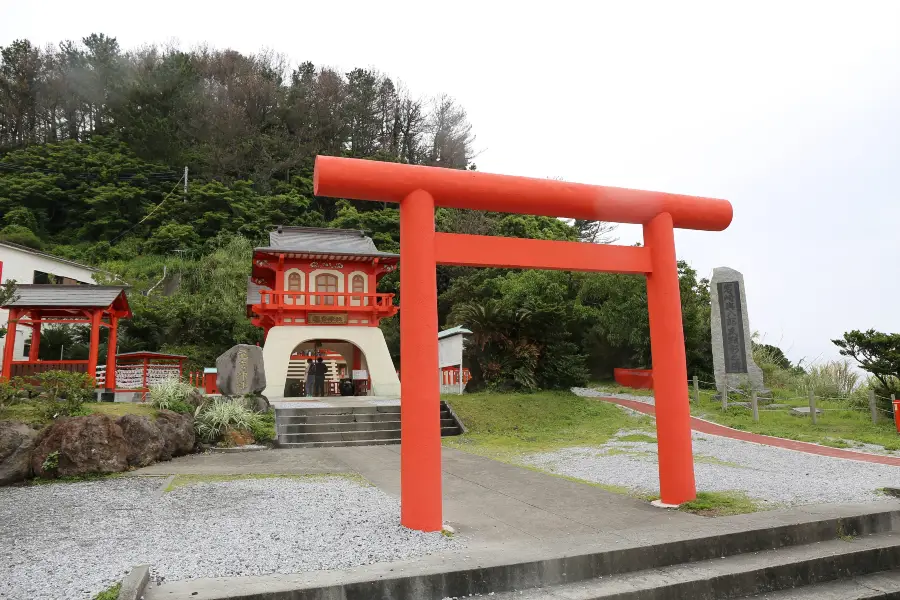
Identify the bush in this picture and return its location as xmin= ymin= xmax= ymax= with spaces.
xmin=194 ymin=397 xmax=260 ymax=444
xmin=248 ymin=409 xmax=276 ymax=444
xmin=149 ymin=379 xmax=195 ymax=411
xmin=34 ymin=371 xmax=94 ymax=420
xmin=799 ymin=360 xmax=860 ymax=399
xmin=0 ymin=376 xmax=33 ymax=408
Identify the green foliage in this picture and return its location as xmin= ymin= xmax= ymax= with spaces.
xmin=149 ymin=379 xmax=195 ymax=411
xmin=677 ymin=491 xmax=759 ymax=516
xmin=194 ymin=397 xmax=260 ymax=444
xmin=0 ymin=376 xmax=31 ymax=408
xmin=92 ymin=583 xmax=121 ymax=600
xmin=248 ymin=409 xmax=276 ymax=444
xmin=0 ymin=224 xmax=42 ymax=248
xmin=41 ymin=450 xmax=59 ymax=473
xmin=833 ymin=329 xmax=900 ymax=402
xmin=34 ymin=371 xmax=94 ymax=420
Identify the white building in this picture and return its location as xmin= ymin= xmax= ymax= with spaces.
xmin=0 ymin=241 xmax=99 ymax=369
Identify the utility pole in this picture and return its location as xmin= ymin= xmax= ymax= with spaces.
xmin=183 ymin=166 xmax=188 ymax=202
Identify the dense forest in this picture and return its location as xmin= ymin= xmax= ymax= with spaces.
xmin=0 ymin=34 xmax=716 ymax=388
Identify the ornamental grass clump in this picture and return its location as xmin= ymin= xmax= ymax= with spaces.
xmin=149 ymin=379 xmax=195 ymax=414
xmin=194 ymin=397 xmax=260 ymax=445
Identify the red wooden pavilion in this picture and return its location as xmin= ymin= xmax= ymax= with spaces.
xmin=1 ymin=285 xmax=131 ymax=388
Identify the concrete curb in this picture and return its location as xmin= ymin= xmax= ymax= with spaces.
xmin=118 ymin=564 xmax=150 ymax=600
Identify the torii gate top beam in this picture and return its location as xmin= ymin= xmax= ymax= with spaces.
xmin=314 ymin=156 xmax=732 ymax=231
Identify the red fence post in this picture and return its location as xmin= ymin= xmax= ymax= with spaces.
xmin=399 ymin=189 xmax=442 ymax=532
xmin=644 ymin=212 xmax=696 ymax=505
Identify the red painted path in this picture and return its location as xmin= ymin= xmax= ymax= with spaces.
xmin=600 ymin=396 xmax=900 ymax=467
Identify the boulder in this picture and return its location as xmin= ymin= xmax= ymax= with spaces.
xmin=0 ymin=421 xmax=38 ymax=485
xmin=216 ymin=344 xmax=266 ymax=396
xmin=154 ymin=410 xmax=195 ymax=460
xmin=31 ymin=415 xmax=128 ymax=478
xmin=247 ymin=395 xmax=270 ymax=414
xmin=116 ymin=414 xmax=165 ymax=467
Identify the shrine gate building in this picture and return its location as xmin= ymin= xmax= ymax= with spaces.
xmin=246 ymin=227 xmax=400 ymax=397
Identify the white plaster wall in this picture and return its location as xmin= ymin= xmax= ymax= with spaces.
xmin=438 ymin=334 xmax=464 ymax=368
xmin=262 ymin=326 xmax=398 ymax=397
xmin=0 ymin=245 xmax=97 ymax=366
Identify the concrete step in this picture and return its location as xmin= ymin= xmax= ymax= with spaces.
xmin=277 ymin=413 xmax=390 ymax=424
xmin=279 ymin=418 xmax=457 ymax=434
xmin=278 ymin=438 xmax=400 ymax=448
xmin=275 ymin=405 xmax=401 ymax=416
xmin=280 ymin=421 xmax=403 ymax=434
xmin=485 ymin=531 xmax=900 ymax=600
xmin=749 ymin=569 xmax=900 ymax=598
xmin=278 ymin=426 xmax=461 ymax=444
xmin=279 ymin=429 xmax=402 ymax=443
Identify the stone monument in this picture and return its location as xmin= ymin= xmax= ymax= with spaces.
xmin=710 ymin=267 xmax=764 ymax=393
xmin=216 ymin=344 xmax=266 ymax=396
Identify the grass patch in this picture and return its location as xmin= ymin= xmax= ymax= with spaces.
xmin=676 ymin=491 xmax=759 ymax=517
xmin=442 ymin=391 xmax=652 ymax=458
xmin=0 ymin=402 xmax=157 ymax=427
xmin=617 ymin=433 xmax=657 ymax=443
xmin=692 ymin=389 xmax=900 ymax=450
xmin=162 ymin=472 xmax=366 ymax=492
xmin=93 ymin=583 xmax=121 ymax=600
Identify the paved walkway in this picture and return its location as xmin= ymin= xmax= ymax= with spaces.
xmin=131 ymin=445 xmax=695 ymax=543
xmin=596 ymin=395 xmax=900 ymax=467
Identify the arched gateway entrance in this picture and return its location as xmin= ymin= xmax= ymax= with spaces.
xmin=314 ymin=156 xmax=733 ymax=532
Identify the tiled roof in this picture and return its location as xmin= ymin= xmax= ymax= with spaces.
xmin=2 ymin=285 xmax=127 ymax=308
xmin=257 ymin=226 xmax=398 ymax=258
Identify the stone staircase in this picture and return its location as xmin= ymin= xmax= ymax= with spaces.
xmin=275 ymin=401 xmax=463 ymax=448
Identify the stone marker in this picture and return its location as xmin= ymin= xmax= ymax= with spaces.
xmin=710 ymin=267 xmax=764 ymax=393
xmin=790 ymin=406 xmax=823 ymax=417
xmin=216 ymin=344 xmax=266 ymax=396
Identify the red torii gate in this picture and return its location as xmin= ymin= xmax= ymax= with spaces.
xmin=314 ymin=156 xmax=733 ymax=532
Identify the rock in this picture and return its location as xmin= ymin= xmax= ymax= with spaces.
xmin=791 ymin=407 xmax=824 ymax=416
xmin=186 ymin=388 xmax=207 ymax=408
xmin=154 ymin=410 xmax=195 ymax=460
xmin=0 ymin=421 xmax=38 ymax=485
xmin=31 ymin=415 xmax=128 ymax=478
xmin=116 ymin=415 xmax=165 ymax=467
xmin=216 ymin=344 xmax=266 ymax=396
xmin=248 ymin=395 xmax=270 ymax=413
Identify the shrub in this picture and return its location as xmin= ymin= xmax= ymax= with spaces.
xmin=799 ymin=360 xmax=860 ymax=399
xmin=194 ymin=398 xmax=260 ymax=444
xmin=34 ymin=371 xmax=94 ymax=420
xmin=248 ymin=409 xmax=276 ymax=444
xmin=0 ymin=376 xmax=33 ymax=408
xmin=149 ymin=379 xmax=195 ymax=411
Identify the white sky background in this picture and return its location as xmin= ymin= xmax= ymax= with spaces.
xmin=3 ymin=1 xmax=900 ymax=367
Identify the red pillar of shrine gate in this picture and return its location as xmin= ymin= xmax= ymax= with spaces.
xmin=399 ymin=189 xmax=443 ymax=531
xmin=644 ymin=213 xmax=696 ymax=504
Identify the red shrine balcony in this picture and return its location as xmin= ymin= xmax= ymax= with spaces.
xmin=250 ymin=290 xmax=398 ymax=328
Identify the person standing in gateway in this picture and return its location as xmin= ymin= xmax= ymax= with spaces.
xmin=314 ymin=356 xmax=327 ymax=397
xmin=304 ymin=358 xmax=314 ymax=397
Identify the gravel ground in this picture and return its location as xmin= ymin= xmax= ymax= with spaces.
xmin=0 ymin=476 xmax=453 ymax=600
xmin=523 ymin=429 xmax=900 ymax=507
xmin=574 ymin=387 xmax=655 ymax=404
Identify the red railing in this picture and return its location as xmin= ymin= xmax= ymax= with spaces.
xmin=254 ymin=291 xmax=396 ymax=313
xmin=10 ymin=361 xmax=89 ymax=377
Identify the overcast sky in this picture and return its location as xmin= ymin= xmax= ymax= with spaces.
xmin=4 ymin=1 xmax=899 ymax=366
